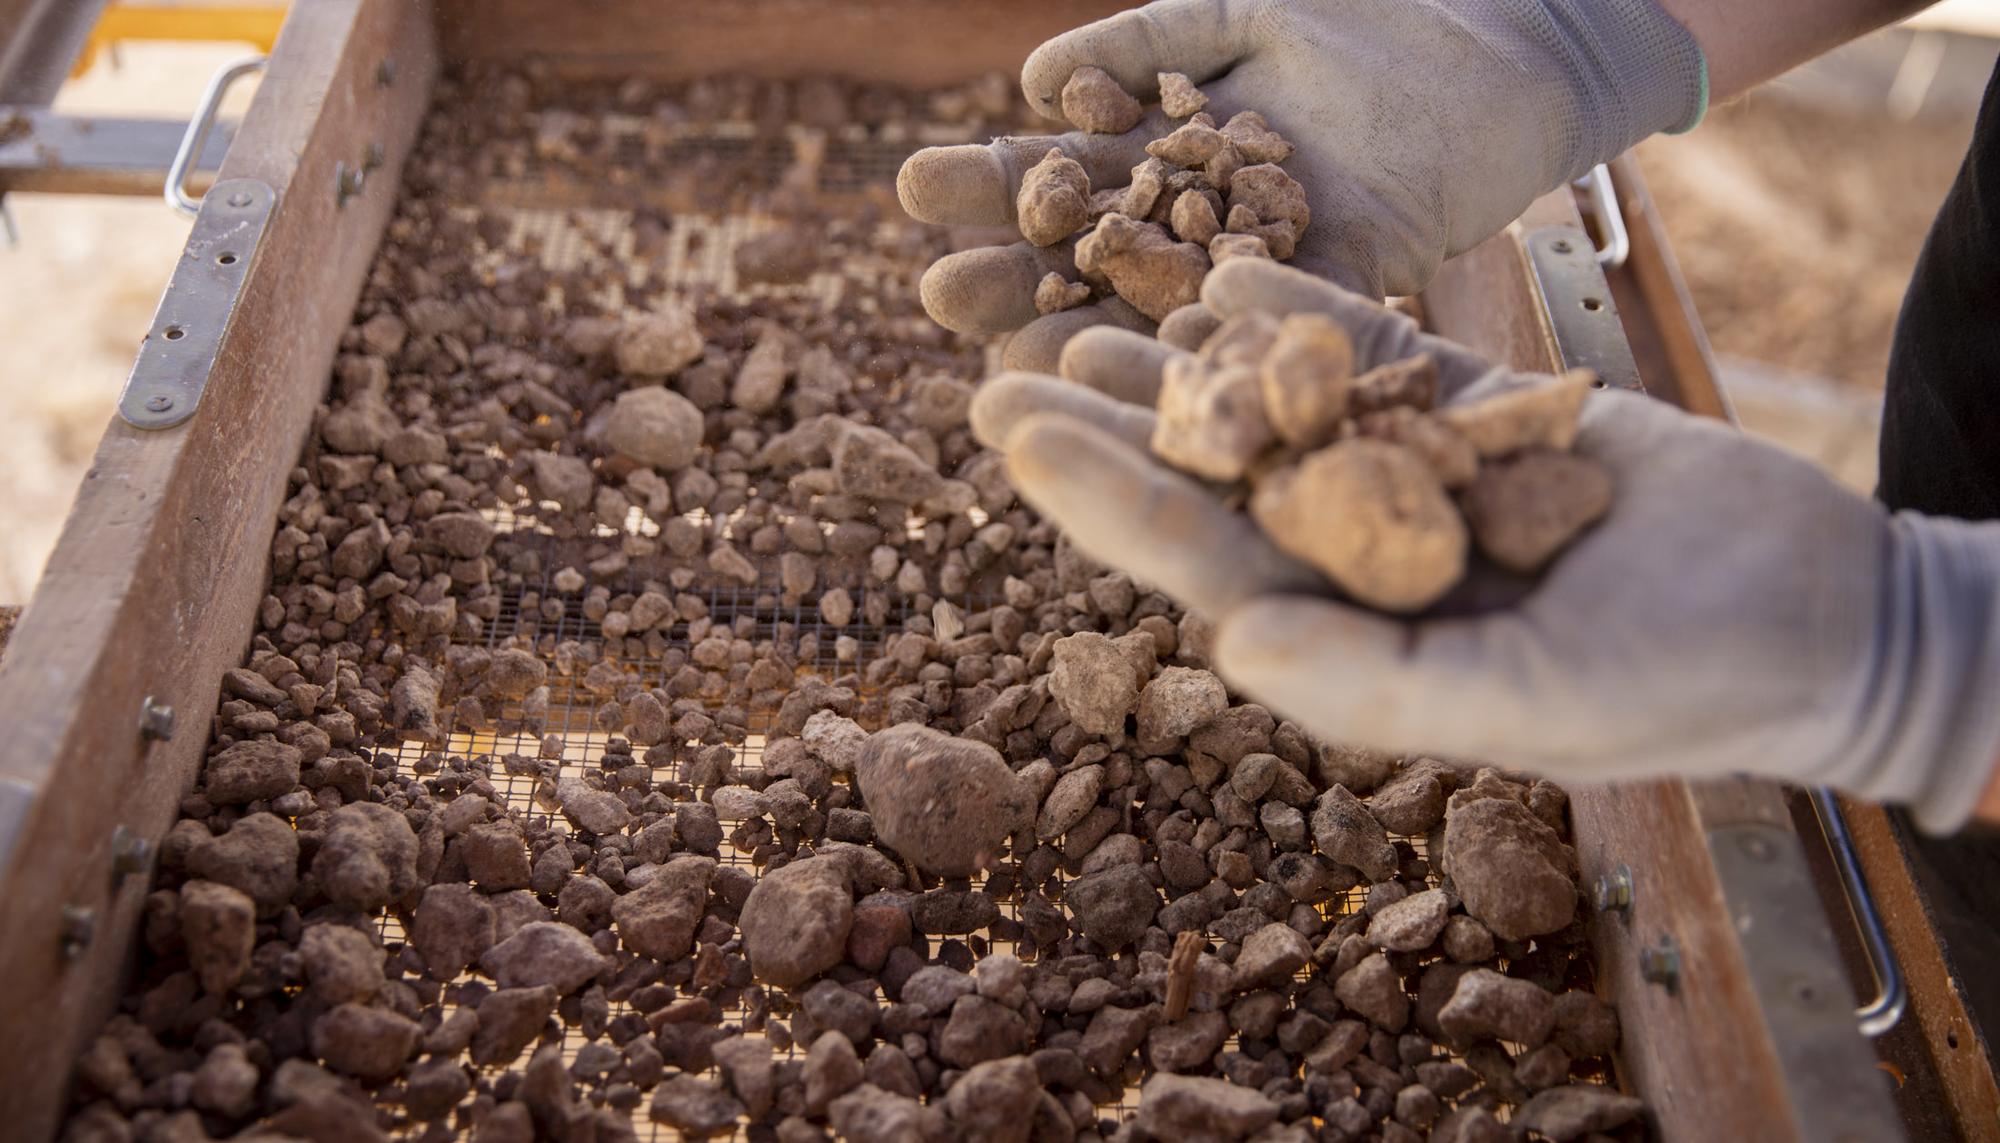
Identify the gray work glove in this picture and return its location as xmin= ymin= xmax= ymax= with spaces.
xmin=971 ymin=260 xmax=2000 ymax=833
xmin=900 ymin=0 xmax=1706 ymax=363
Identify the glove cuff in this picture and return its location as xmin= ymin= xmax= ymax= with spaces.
xmin=1511 ymin=0 xmax=1709 ymax=173
xmin=1829 ymin=515 xmax=2000 ymax=833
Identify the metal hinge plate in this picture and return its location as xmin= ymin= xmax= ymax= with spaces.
xmin=117 ymin=176 xmax=273 ymax=430
xmin=1708 ymin=821 xmax=1906 ymax=1143
xmin=1524 ymin=224 xmax=1644 ymax=394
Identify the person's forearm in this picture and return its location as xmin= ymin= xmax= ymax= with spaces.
xmin=1662 ymin=0 xmax=1936 ymax=101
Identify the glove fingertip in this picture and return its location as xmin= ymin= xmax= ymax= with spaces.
xmin=896 ymin=144 xmax=1012 ymax=226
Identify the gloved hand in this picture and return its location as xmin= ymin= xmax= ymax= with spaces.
xmin=900 ymin=0 xmax=1707 ymax=366
xmin=971 ymin=259 xmax=2000 ymax=832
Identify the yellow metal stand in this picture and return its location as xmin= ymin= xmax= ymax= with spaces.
xmin=70 ymin=4 xmax=288 ymax=77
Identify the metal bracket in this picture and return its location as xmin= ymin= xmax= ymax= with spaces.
xmin=1524 ymin=225 xmax=1645 ymax=394
xmin=117 ymin=178 xmax=274 ymax=430
xmin=1708 ymin=821 xmax=1906 ymax=1142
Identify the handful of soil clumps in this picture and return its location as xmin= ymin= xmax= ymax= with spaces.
xmin=1023 ymin=71 xmax=1309 ymax=322
xmin=1153 ymin=311 xmax=1612 ymax=612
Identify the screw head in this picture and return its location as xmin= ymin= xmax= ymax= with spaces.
xmin=1639 ymin=934 xmax=1681 ymax=994
xmin=111 ymin=825 xmax=152 ymax=880
xmin=1592 ymin=864 xmax=1633 ymax=915
xmin=139 ymin=696 xmax=175 ymax=741
xmin=144 ymin=394 xmax=174 ymax=413
xmin=335 ymin=161 xmax=366 ymax=206
xmin=226 ymin=190 xmax=252 ymax=207
xmin=59 ymin=905 xmax=95 ymax=960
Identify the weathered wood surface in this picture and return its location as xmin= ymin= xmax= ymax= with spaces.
xmin=436 ymin=0 xmax=1131 ymax=84
xmin=0 ymin=2 xmax=435 ymax=1137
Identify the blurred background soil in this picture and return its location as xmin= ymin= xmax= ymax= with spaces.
xmin=1 ymin=10 xmax=1996 ymax=604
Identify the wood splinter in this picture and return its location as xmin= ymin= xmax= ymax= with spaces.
xmin=1165 ymin=930 xmax=1203 ymax=1020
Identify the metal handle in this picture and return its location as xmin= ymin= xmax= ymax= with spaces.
xmin=1571 ymin=163 xmax=1631 ymax=270
xmin=1811 ymin=787 xmax=1908 ymax=1037
xmin=165 ymin=55 xmax=265 ymax=217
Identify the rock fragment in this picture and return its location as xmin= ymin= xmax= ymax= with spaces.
xmin=1463 ymin=449 xmax=1613 ymax=573
xmin=180 ymin=881 xmax=255 ymax=994
xmin=740 ymin=856 xmax=852 ymax=987
xmin=1132 ymin=1073 xmax=1279 ymax=1141
xmin=616 ymin=305 xmax=704 ymax=376
xmin=1157 ymin=72 xmax=1208 ymax=118
xmin=612 ymin=855 xmax=714 ymax=961
xmin=204 ymin=740 xmax=301 ymax=805
xmin=480 ymin=922 xmax=606 ymax=994
xmin=856 ymin=724 xmax=1031 ymax=874
xmin=1062 ymin=66 xmax=1143 ymax=134
xmin=1152 ymin=357 xmax=1273 ymax=481
xmin=1017 ymin=149 xmax=1091 ymax=247
xmin=1251 ymin=438 xmax=1466 ymax=613
xmin=1441 ymin=795 xmax=1578 ymax=939
xmin=1076 ymin=214 xmax=1210 ymax=321
xmin=1439 ymin=370 xmax=1593 ymax=458
xmin=605 ymin=386 xmax=704 ymax=470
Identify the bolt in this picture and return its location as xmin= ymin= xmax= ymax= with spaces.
xmin=1639 ymin=934 xmax=1681 ymax=995
xmin=60 ymin=905 xmax=95 ymax=961
xmin=375 ymin=58 xmax=396 ymax=88
xmin=226 ymin=190 xmax=252 ymax=207
xmin=1592 ymin=864 xmax=1633 ymax=916
xmin=335 ymin=161 xmax=366 ymax=207
xmin=365 ymin=141 xmax=386 ymax=170
xmin=1551 ymin=237 xmax=1573 ymax=255
xmin=111 ymin=826 xmax=152 ymax=882
xmin=138 ymin=696 xmax=175 ymax=741
xmin=144 ymin=394 xmax=174 ymax=413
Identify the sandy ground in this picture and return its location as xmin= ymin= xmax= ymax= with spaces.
xmin=0 ymin=33 xmax=1986 ymax=603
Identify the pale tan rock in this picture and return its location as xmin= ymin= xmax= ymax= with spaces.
xmin=1220 ymin=111 xmax=1295 ymax=164
xmin=1017 ymin=148 xmax=1091 ymax=247
xmin=1152 ymin=357 xmax=1275 ymax=482
xmin=1462 ymin=449 xmax=1613 ymax=573
xmin=1352 ymin=353 xmax=1440 ymax=415
xmin=1439 ymin=370 xmax=1594 ymax=458
xmin=1208 ymin=232 xmax=1271 ymax=265
xmin=1224 ymin=204 xmax=1297 ymax=260
xmin=1356 ymin=407 xmax=1478 ymax=489
xmin=1075 ymin=214 xmax=1210 ymax=322
xmin=1260 ymin=312 xmax=1355 ymax=448
xmin=1158 ymin=72 xmax=1209 ymax=118
xmin=1198 ymin=311 xmax=1281 ymax=371
xmin=1227 ymin=165 xmax=1310 ymax=249
xmin=1202 ymin=139 xmax=1244 ymax=196
xmin=1034 ymin=272 xmax=1092 ymax=315
xmin=604 ymin=386 xmax=704 ymax=469
xmin=1251 ymin=439 xmax=1467 ymax=612
xmin=1170 ymin=189 xmax=1223 ymax=246
xmin=1146 ymin=121 xmax=1228 ymax=167
xmin=1062 ymin=66 xmax=1143 ymax=134
xmin=615 ymin=305 xmax=704 ymax=376
xmin=1122 ymin=158 xmax=1171 ymax=219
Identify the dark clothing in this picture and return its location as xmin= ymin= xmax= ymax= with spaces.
xmin=1876 ymin=59 xmax=2000 ymax=1101
xmin=1878 ymin=60 xmax=2000 ymax=517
